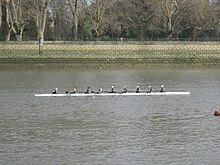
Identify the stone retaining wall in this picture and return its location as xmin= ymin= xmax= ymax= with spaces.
xmin=1 ymin=42 xmax=220 ymax=67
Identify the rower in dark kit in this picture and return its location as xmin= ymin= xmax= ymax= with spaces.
xmin=136 ymin=86 xmax=140 ymax=93
xmin=109 ymin=86 xmax=116 ymax=93
xmin=122 ymin=86 xmax=128 ymax=93
xmin=85 ymin=87 xmax=92 ymax=94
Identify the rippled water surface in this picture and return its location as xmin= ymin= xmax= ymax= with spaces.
xmin=0 ymin=68 xmax=220 ymax=165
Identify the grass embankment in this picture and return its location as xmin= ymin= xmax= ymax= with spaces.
xmin=1 ymin=42 xmax=220 ymax=67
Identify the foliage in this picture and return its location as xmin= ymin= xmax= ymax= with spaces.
xmin=0 ymin=0 xmax=220 ymax=41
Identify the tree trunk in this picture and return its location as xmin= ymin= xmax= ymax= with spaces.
xmin=167 ymin=17 xmax=173 ymax=38
xmin=39 ymin=31 xmax=44 ymax=54
xmin=37 ymin=0 xmax=49 ymax=54
xmin=15 ymin=28 xmax=24 ymax=41
xmin=192 ymin=28 xmax=197 ymax=41
xmin=139 ymin=25 xmax=144 ymax=40
xmin=73 ymin=10 xmax=78 ymax=40
xmin=68 ymin=0 xmax=78 ymax=40
xmin=94 ymin=27 xmax=99 ymax=38
xmin=15 ymin=35 xmax=22 ymax=41
xmin=5 ymin=28 xmax=11 ymax=41
xmin=5 ymin=0 xmax=10 ymax=41
xmin=0 ymin=0 xmax=2 ymax=28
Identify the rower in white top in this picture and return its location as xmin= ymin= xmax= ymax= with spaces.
xmin=52 ymin=88 xmax=58 ymax=94
xmin=147 ymin=86 xmax=152 ymax=93
xmin=70 ymin=87 xmax=76 ymax=94
xmin=97 ymin=86 xmax=103 ymax=94
xmin=65 ymin=87 xmax=77 ymax=94
xmin=160 ymin=85 xmax=165 ymax=92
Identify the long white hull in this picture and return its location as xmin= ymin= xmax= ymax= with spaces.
xmin=35 ymin=91 xmax=190 ymax=97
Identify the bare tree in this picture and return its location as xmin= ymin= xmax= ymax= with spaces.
xmin=0 ymin=0 xmax=2 ymax=28
xmin=179 ymin=0 xmax=219 ymax=39
xmin=1 ymin=0 xmax=220 ymax=41
xmin=83 ymin=0 xmax=114 ymax=38
xmin=50 ymin=0 xmax=72 ymax=41
xmin=120 ymin=0 xmax=155 ymax=39
xmin=104 ymin=0 xmax=128 ymax=38
xmin=4 ymin=0 xmax=27 ymax=41
xmin=68 ymin=0 xmax=78 ymax=40
xmin=25 ymin=0 xmax=51 ymax=51
xmin=160 ymin=0 xmax=188 ymax=38
xmin=4 ymin=0 xmax=11 ymax=40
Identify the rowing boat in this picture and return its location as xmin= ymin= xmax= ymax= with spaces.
xmin=34 ymin=91 xmax=191 ymax=97
xmin=214 ymin=110 xmax=220 ymax=116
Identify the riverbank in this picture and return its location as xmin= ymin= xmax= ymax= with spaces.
xmin=1 ymin=41 xmax=220 ymax=68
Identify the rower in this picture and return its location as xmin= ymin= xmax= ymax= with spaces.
xmin=52 ymin=88 xmax=58 ymax=94
xmin=109 ymin=86 xmax=116 ymax=93
xmin=147 ymin=86 xmax=152 ymax=93
xmin=122 ymin=86 xmax=128 ymax=93
xmin=136 ymin=86 xmax=140 ymax=93
xmin=70 ymin=87 xmax=76 ymax=94
xmin=85 ymin=86 xmax=91 ymax=94
xmin=97 ymin=86 xmax=103 ymax=94
xmin=160 ymin=85 xmax=165 ymax=92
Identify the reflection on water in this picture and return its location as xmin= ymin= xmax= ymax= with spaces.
xmin=0 ymin=69 xmax=220 ymax=164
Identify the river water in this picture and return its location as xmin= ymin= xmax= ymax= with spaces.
xmin=0 ymin=68 xmax=220 ymax=165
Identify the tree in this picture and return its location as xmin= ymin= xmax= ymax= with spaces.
xmin=119 ymin=0 xmax=156 ymax=39
xmin=0 ymin=0 xmax=2 ymax=28
xmin=178 ymin=0 xmax=219 ymax=39
xmin=160 ymin=0 xmax=184 ymax=38
xmin=83 ymin=0 xmax=114 ymax=38
xmin=49 ymin=0 xmax=74 ymax=41
xmin=103 ymin=0 xmax=128 ymax=39
xmin=25 ymin=0 xmax=51 ymax=51
xmin=1 ymin=0 xmax=220 ymax=41
xmin=68 ymin=0 xmax=78 ymax=40
xmin=4 ymin=0 xmax=27 ymax=41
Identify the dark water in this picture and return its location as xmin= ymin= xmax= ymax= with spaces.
xmin=0 ymin=68 xmax=220 ymax=165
